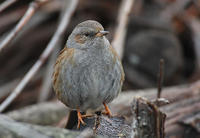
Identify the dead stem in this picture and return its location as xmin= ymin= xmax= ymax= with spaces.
xmin=157 ymin=59 xmax=164 ymax=99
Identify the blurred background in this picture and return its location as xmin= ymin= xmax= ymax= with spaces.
xmin=0 ymin=0 xmax=199 ymax=114
xmin=0 ymin=0 xmax=200 ymax=137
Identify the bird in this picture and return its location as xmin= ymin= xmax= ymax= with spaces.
xmin=52 ymin=20 xmax=124 ymax=128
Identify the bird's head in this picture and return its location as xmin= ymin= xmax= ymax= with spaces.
xmin=67 ymin=20 xmax=109 ymax=49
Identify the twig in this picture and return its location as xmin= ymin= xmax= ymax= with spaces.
xmin=0 ymin=0 xmax=79 ymax=112
xmin=0 ymin=0 xmax=49 ymax=52
xmin=111 ymin=0 xmax=135 ymax=59
xmin=0 ymin=0 xmax=18 ymax=13
xmin=157 ymin=59 xmax=164 ymax=99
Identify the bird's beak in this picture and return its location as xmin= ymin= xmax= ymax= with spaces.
xmin=96 ymin=30 xmax=109 ymax=37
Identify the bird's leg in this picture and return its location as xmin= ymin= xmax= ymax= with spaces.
xmin=77 ymin=109 xmax=85 ymax=129
xmin=102 ymin=102 xmax=112 ymax=117
xmin=77 ymin=109 xmax=94 ymax=129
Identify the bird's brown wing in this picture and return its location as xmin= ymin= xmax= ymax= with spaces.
xmin=52 ymin=46 xmax=75 ymax=99
xmin=109 ymin=45 xmax=125 ymax=85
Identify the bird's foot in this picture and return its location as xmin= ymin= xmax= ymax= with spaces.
xmin=77 ymin=109 xmax=93 ymax=129
xmin=102 ymin=103 xmax=112 ymax=117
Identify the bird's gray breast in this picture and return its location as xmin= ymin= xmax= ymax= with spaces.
xmin=60 ymin=47 xmax=121 ymax=111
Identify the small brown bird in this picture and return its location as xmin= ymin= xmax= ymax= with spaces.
xmin=52 ymin=20 xmax=124 ymax=128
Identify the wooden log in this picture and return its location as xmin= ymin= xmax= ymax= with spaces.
xmin=78 ymin=115 xmax=132 ymax=137
xmin=130 ymin=97 xmax=166 ymax=138
xmin=66 ymin=97 xmax=165 ymax=138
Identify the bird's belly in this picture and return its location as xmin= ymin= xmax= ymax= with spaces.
xmin=60 ymin=62 xmax=120 ymax=111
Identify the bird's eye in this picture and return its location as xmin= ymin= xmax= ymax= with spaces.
xmin=84 ymin=33 xmax=90 ymax=37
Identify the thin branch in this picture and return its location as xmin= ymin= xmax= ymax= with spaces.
xmin=111 ymin=0 xmax=135 ymax=59
xmin=0 ymin=0 xmax=79 ymax=112
xmin=0 ymin=0 xmax=49 ymax=52
xmin=0 ymin=0 xmax=18 ymax=13
xmin=157 ymin=59 xmax=164 ymax=99
xmin=154 ymin=59 xmax=167 ymax=106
